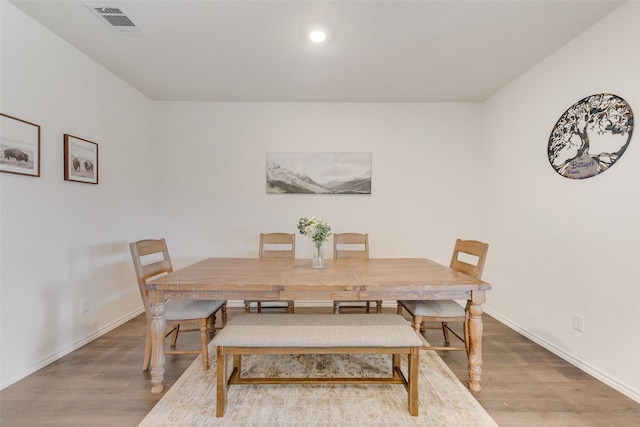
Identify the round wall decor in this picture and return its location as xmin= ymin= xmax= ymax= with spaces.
xmin=547 ymin=93 xmax=633 ymax=179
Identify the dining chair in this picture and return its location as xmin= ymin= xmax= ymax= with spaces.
xmin=397 ymin=238 xmax=489 ymax=353
xmin=244 ymin=233 xmax=295 ymax=313
xmin=332 ymin=233 xmax=382 ymax=314
xmin=130 ymin=238 xmax=227 ymax=371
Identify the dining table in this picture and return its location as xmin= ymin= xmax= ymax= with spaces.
xmin=144 ymin=257 xmax=492 ymax=394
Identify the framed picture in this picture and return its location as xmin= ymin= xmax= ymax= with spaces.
xmin=0 ymin=113 xmax=41 ymax=177
xmin=266 ymin=152 xmax=372 ymax=194
xmin=64 ymin=134 xmax=98 ymax=184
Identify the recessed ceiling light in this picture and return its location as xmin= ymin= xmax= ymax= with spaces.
xmin=309 ymin=30 xmax=327 ymax=43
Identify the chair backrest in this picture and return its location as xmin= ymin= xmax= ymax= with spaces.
xmin=130 ymin=239 xmax=174 ymax=315
xmin=259 ymin=233 xmax=295 ymax=259
xmin=449 ymin=239 xmax=489 ymax=279
xmin=333 ymin=233 xmax=369 ymax=259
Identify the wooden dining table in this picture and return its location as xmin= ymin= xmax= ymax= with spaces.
xmin=144 ymin=257 xmax=492 ymax=394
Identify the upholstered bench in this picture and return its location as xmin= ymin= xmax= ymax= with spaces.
xmin=212 ymin=313 xmax=422 ymax=417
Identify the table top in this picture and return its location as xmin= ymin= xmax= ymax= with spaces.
xmin=144 ymin=258 xmax=490 ymax=301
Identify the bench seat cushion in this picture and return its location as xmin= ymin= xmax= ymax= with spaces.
xmin=212 ymin=314 xmax=422 ymax=348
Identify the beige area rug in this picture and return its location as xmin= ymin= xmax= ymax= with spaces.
xmin=139 ymin=343 xmax=498 ymax=427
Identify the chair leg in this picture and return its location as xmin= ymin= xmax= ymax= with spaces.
xmin=143 ymin=326 xmax=152 ymax=371
xmin=412 ymin=315 xmax=423 ymax=334
xmin=463 ymin=319 xmax=470 ymax=354
xmin=199 ymin=318 xmax=209 ymax=371
xmin=207 ymin=315 xmax=216 ymax=333
xmin=257 ymin=302 xmax=262 ymax=313
xmin=376 ymin=300 xmax=383 ymax=313
xmin=288 ymin=300 xmax=295 ymax=314
xmin=221 ymin=304 xmax=228 ymax=326
xmin=365 ymin=302 xmax=371 ymax=313
xmin=464 ymin=301 xmax=471 ymax=354
xmin=442 ymin=322 xmax=451 ymax=344
xmin=244 ymin=300 xmax=251 ymax=313
xmin=170 ymin=325 xmax=180 ymax=347
xmin=397 ymin=302 xmax=403 ymax=315
xmin=333 ymin=301 xmax=340 ymax=314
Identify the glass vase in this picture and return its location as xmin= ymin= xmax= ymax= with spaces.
xmin=312 ymin=240 xmax=324 ymax=268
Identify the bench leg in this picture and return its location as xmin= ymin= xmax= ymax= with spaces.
xmin=408 ymin=347 xmax=419 ymax=416
xmin=200 ymin=319 xmax=209 ymax=371
xmin=216 ymin=346 xmax=226 ymax=417
xmin=233 ymin=354 xmax=241 ymax=374
xmin=392 ymin=354 xmax=401 ymax=379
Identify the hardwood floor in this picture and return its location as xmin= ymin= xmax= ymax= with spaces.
xmin=1 ymin=306 xmax=639 ymax=426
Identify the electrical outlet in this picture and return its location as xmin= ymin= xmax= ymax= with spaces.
xmin=573 ymin=314 xmax=584 ymax=332
xmin=81 ymin=298 xmax=89 ymax=314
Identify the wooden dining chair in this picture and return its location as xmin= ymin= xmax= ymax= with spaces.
xmin=130 ymin=238 xmax=227 ymax=371
xmin=332 ymin=233 xmax=382 ymax=314
xmin=397 ymin=238 xmax=489 ymax=353
xmin=244 ymin=233 xmax=295 ymax=313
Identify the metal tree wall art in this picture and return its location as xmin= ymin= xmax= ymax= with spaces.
xmin=547 ymin=93 xmax=633 ymax=179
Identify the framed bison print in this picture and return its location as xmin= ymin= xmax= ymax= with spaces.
xmin=0 ymin=113 xmax=41 ymax=177
xmin=64 ymin=134 xmax=98 ymax=184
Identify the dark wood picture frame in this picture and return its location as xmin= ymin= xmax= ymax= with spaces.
xmin=0 ymin=113 xmax=41 ymax=177
xmin=64 ymin=134 xmax=98 ymax=184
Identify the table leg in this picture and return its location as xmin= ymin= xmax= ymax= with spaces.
xmin=467 ymin=290 xmax=485 ymax=392
xmin=149 ymin=291 xmax=166 ymax=394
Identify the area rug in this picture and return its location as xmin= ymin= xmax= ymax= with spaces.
xmin=139 ymin=343 xmax=498 ymax=427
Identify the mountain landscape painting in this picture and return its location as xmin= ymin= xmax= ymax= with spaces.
xmin=266 ymin=152 xmax=372 ymax=194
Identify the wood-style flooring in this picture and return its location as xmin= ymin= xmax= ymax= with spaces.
xmin=1 ymin=306 xmax=639 ymax=426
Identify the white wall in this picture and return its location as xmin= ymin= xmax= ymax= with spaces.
xmin=152 ymin=102 xmax=483 ymax=268
xmin=0 ymin=2 xmax=157 ymax=388
xmin=480 ymin=2 xmax=640 ymax=401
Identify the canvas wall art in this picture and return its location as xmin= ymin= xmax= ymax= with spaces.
xmin=266 ymin=152 xmax=372 ymax=194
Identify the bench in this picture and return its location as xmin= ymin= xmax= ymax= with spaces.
xmin=212 ymin=313 xmax=423 ymax=417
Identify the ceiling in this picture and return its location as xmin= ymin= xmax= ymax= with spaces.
xmin=9 ymin=0 xmax=624 ymax=102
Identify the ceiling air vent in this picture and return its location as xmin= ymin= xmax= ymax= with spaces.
xmin=86 ymin=4 xmax=145 ymax=35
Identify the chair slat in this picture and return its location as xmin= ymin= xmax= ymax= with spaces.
xmin=247 ymin=233 xmax=295 ymax=313
xmin=333 ymin=233 xmax=379 ymax=313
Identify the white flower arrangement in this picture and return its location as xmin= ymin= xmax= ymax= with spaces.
xmin=297 ymin=217 xmax=331 ymax=243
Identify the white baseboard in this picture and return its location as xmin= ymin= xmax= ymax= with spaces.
xmin=0 ymin=307 xmax=145 ymax=390
xmin=484 ymin=307 xmax=640 ymax=404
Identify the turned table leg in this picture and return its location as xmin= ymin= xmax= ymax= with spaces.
xmin=467 ymin=290 xmax=485 ymax=392
xmin=149 ymin=291 xmax=166 ymax=394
